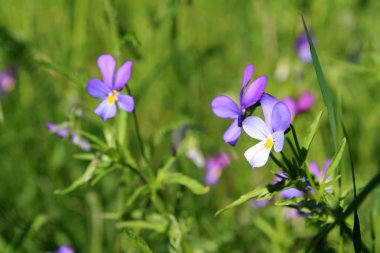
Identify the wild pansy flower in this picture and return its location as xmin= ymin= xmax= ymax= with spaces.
xmin=0 ymin=68 xmax=16 ymax=96
xmin=295 ymin=33 xmax=316 ymax=64
xmin=204 ymin=153 xmax=231 ymax=185
xmin=46 ymin=245 xmax=74 ymax=253
xmin=282 ymin=91 xmax=314 ymax=120
xmin=309 ymin=159 xmax=331 ymax=181
xmin=211 ymin=64 xmax=267 ymax=146
xmin=46 ymin=122 xmax=91 ymax=151
xmin=275 ymin=171 xmax=303 ymax=199
xmin=86 ymin=54 xmax=134 ymax=121
xmin=242 ymin=94 xmax=291 ymax=168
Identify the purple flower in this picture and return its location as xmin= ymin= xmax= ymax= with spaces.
xmin=309 ymin=159 xmax=331 ymax=182
xmin=211 ymin=64 xmax=267 ymax=146
xmin=56 ymin=245 xmax=74 ymax=253
xmin=251 ymin=199 xmax=270 ymax=209
xmin=242 ymin=94 xmax=291 ymax=168
xmin=0 ymin=69 xmax=16 ymax=96
xmin=275 ymin=171 xmax=303 ymax=199
xmin=46 ymin=122 xmax=70 ymax=138
xmin=46 ymin=122 xmax=91 ymax=151
xmin=86 ymin=54 xmax=134 ymax=121
xmin=281 ymin=91 xmax=314 ymax=120
xmin=295 ymin=33 xmax=316 ymax=64
xmin=204 ymin=153 xmax=231 ymax=185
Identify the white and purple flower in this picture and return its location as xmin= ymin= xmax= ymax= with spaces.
xmin=86 ymin=54 xmax=134 ymax=121
xmin=204 ymin=152 xmax=231 ymax=185
xmin=211 ymin=64 xmax=267 ymax=146
xmin=242 ymin=94 xmax=291 ymax=168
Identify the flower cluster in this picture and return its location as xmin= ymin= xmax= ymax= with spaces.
xmin=0 ymin=68 xmax=16 ymax=96
xmin=46 ymin=122 xmax=91 ymax=151
xmin=211 ymin=64 xmax=291 ymax=169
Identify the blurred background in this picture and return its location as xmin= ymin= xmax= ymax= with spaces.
xmin=0 ymin=0 xmax=379 ymax=252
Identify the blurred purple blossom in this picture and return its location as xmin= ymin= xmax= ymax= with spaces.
xmin=46 ymin=122 xmax=91 ymax=151
xmin=242 ymin=94 xmax=291 ymax=168
xmin=211 ymin=64 xmax=267 ymax=146
xmin=46 ymin=245 xmax=74 ymax=253
xmin=0 ymin=68 xmax=16 ymax=96
xmin=295 ymin=33 xmax=316 ymax=63
xmin=275 ymin=171 xmax=303 ymax=199
xmin=281 ymin=91 xmax=314 ymax=120
xmin=86 ymin=54 xmax=134 ymax=121
xmin=204 ymin=153 xmax=231 ymax=185
xmin=56 ymin=245 xmax=74 ymax=253
xmin=251 ymin=199 xmax=270 ymax=209
xmin=309 ymin=159 xmax=331 ymax=183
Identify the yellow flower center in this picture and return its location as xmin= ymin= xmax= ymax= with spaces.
xmin=107 ymin=91 xmax=118 ymax=104
xmin=264 ymin=137 xmax=274 ymax=150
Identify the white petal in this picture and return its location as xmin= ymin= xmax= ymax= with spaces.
xmin=242 ymin=116 xmax=271 ymax=141
xmin=244 ymin=140 xmax=271 ymax=168
xmin=273 ymin=131 xmax=285 ymax=152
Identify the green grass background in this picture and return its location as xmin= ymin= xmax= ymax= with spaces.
xmin=0 ymin=0 xmax=379 ymax=252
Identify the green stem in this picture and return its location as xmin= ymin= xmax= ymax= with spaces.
xmin=290 ymin=124 xmax=301 ymax=157
xmin=341 ymin=222 xmax=371 ymax=253
xmin=270 ymin=153 xmax=287 ymax=171
xmin=126 ymin=86 xmax=149 ymax=165
xmin=122 ymin=161 xmax=149 ymax=184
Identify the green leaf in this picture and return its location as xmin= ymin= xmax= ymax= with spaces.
xmin=215 ymin=186 xmax=273 ymax=216
xmin=161 ymin=172 xmax=209 ymax=195
xmin=274 ymin=197 xmax=303 ymax=207
xmin=55 ymin=155 xmax=100 ymax=194
xmin=126 ymin=185 xmax=150 ymax=207
xmin=302 ymin=109 xmax=324 ymax=153
xmin=78 ymin=130 xmax=108 ymax=151
xmin=302 ymin=17 xmax=338 ymax=150
xmin=353 ymin=211 xmax=362 ymax=253
xmin=324 ymin=138 xmax=346 ymax=180
xmin=116 ymin=220 xmax=167 ymax=234
xmin=124 ymin=230 xmax=152 ymax=253
xmin=168 ymin=215 xmax=182 ymax=253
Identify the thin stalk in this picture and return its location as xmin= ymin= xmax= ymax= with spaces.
xmin=270 ymin=153 xmax=287 ymax=171
xmin=290 ymin=124 xmax=301 ymax=157
xmin=126 ymin=86 xmax=149 ymax=165
xmin=122 ymin=161 xmax=149 ymax=184
xmin=286 ymin=138 xmax=300 ymax=161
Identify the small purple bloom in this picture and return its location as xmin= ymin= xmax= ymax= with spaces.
xmin=0 ymin=69 xmax=16 ymax=96
xmin=297 ymin=91 xmax=314 ymax=112
xmin=204 ymin=153 xmax=231 ymax=185
xmin=186 ymin=147 xmax=205 ymax=168
xmin=281 ymin=91 xmax=314 ymax=121
xmin=87 ymin=54 xmax=134 ymax=121
xmin=295 ymin=33 xmax=316 ymax=64
xmin=46 ymin=122 xmax=91 ymax=151
xmin=46 ymin=122 xmax=70 ymax=138
xmin=251 ymin=199 xmax=270 ymax=209
xmin=56 ymin=245 xmax=74 ymax=253
xmin=309 ymin=159 xmax=331 ymax=182
xmin=242 ymin=94 xmax=291 ymax=168
xmin=275 ymin=171 xmax=303 ymax=199
xmin=211 ymin=64 xmax=267 ymax=146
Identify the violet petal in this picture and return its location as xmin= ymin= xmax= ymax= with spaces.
xmin=211 ymin=96 xmax=240 ymax=119
xmin=94 ymin=99 xmax=117 ymax=121
xmin=244 ymin=140 xmax=271 ymax=168
xmin=242 ymin=116 xmax=271 ymax=141
xmin=117 ymin=94 xmax=134 ymax=112
xmin=273 ymin=131 xmax=285 ymax=152
xmin=97 ymin=54 xmax=116 ymax=88
xmin=297 ymin=91 xmax=314 ymax=112
xmin=240 ymin=75 xmax=267 ymax=109
xmin=86 ymin=78 xmax=110 ymax=99
xmin=271 ymin=101 xmax=291 ymax=132
xmin=222 ymin=119 xmax=242 ymax=146
xmin=260 ymin=93 xmax=278 ymax=128
xmin=114 ymin=61 xmax=133 ymax=91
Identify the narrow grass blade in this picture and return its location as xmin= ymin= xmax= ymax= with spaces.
xmin=302 ymin=17 xmax=338 ymax=150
